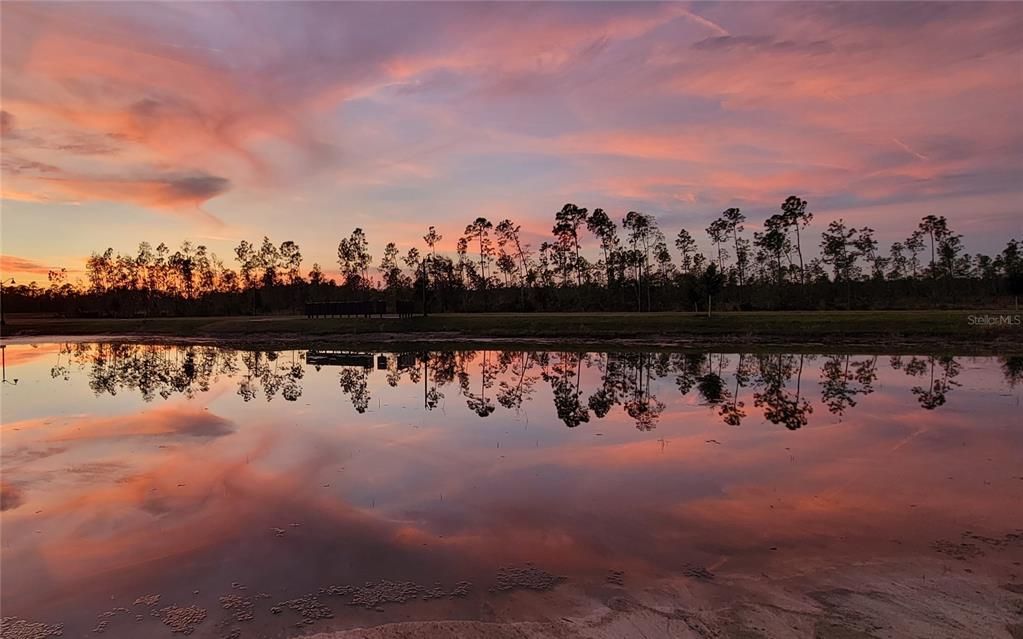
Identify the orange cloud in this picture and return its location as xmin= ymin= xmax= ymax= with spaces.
xmin=0 ymin=254 xmax=62 ymax=277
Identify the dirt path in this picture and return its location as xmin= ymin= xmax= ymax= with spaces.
xmin=303 ymin=554 xmax=1023 ymax=639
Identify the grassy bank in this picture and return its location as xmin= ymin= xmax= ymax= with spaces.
xmin=2 ymin=311 xmax=1020 ymax=352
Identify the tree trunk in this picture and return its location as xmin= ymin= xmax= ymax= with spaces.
xmin=795 ymin=226 xmax=804 ymax=285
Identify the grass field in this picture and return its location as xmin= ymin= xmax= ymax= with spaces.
xmin=2 ymin=311 xmax=1021 ymax=352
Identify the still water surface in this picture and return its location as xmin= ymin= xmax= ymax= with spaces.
xmin=1 ymin=343 xmax=1021 ymax=637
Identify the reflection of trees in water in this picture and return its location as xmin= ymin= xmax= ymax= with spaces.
xmin=753 ymin=354 xmax=813 ymax=430
xmin=598 ymin=353 xmax=664 ymax=430
xmin=461 ymin=350 xmax=497 ymax=417
xmin=418 ymin=352 xmax=444 ymax=411
xmin=588 ymin=353 xmax=624 ymax=418
xmin=55 ymin=343 xmax=308 ymax=402
xmin=891 ymin=355 xmax=962 ymax=410
xmin=623 ymin=352 xmax=665 ymax=431
xmin=338 ymin=368 xmax=370 ymax=413
xmin=55 ymin=343 xmax=242 ymax=401
xmin=719 ymin=353 xmax=751 ymax=426
xmin=49 ymin=345 xmax=1013 ymax=428
xmin=820 ymin=355 xmax=877 ymax=418
xmin=542 ymin=352 xmax=591 ymax=428
xmin=673 ymin=353 xmax=707 ymax=396
xmin=496 ymin=351 xmax=537 ymax=412
xmin=238 ymin=350 xmax=304 ymax=402
xmin=1001 ymin=356 xmax=1023 ymax=388
xmin=581 ymin=353 xmax=666 ymax=430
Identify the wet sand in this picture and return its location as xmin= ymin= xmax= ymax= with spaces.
xmin=5 ymin=530 xmax=1020 ymax=638
xmin=300 ymin=546 xmax=1023 ymax=639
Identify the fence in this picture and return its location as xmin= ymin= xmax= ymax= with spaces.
xmin=305 ymin=301 xmax=387 ymax=318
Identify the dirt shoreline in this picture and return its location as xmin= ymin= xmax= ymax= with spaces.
xmin=297 ymin=552 xmax=1023 ymax=639
xmin=4 ymin=310 xmax=1021 ymax=353
xmin=3 ymin=331 xmax=1021 ymax=355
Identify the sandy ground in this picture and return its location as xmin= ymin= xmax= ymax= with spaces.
xmin=301 ymin=553 xmax=1023 ymax=639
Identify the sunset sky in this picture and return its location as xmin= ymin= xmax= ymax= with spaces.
xmin=2 ymin=1 xmax=1021 ymax=283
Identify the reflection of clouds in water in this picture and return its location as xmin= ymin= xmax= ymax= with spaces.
xmin=34 ymin=405 xmax=237 ymax=442
xmin=2 ymin=344 xmax=1021 ymax=618
xmin=1 ymin=445 xmax=67 ymax=466
xmin=1 ymin=482 xmax=25 ymax=511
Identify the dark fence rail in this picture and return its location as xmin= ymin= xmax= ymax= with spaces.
xmin=305 ymin=301 xmax=387 ymax=318
xmin=396 ymin=300 xmax=416 ymax=319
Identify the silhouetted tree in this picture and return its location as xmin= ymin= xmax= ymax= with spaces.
xmin=553 ymin=203 xmax=589 ymax=286
xmin=780 ymin=196 xmax=813 ymax=284
xmin=338 ymin=228 xmax=372 ymax=290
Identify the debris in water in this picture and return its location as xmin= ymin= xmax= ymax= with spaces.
xmin=606 ymin=570 xmax=625 ymax=586
xmin=0 ymin=617 xmax=65 ymax=639
xmin=272 ymin=595 xmax=333 ymax=625
xmin=155 ymin=605 xmax=207 ymax=635
xmin=449 ymin=581 xmax=472 ymax=598
xmin=492 ymin=564 xmax=566 ymax=592
xmin=349 ymin=580 xmax=420 ymax=608
xmin=218 ymin=594 xmax=254 ymax=622
xmin=319 ymin=579 xmax=472 ymax=608
xmin=133 ymin=594 xmax=160 ymax=606
xmin=682 ymin=564 xmax=715 ymax=581
xmin=91 ymin=608 xmax=130 ymax=633
xmin=962 ymin=530 xmax=1023 ymax=548
xmin=931 ymin=540 xmax=985 ymax=560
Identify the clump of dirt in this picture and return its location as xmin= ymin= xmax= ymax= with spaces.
xmin=963 ymin=530 xmax=1023 ymax=548
xmin=492 ymin=564 xmax=566 ymax=592
xmin=449 ymin=581 xmax=472 ymax=598
xmin=350 ymin=580 xmax=421 ymax=608
xmin=0 ymin=617 xmax=64 ymax=639
xmin=91 ymin=608 xmax=130 ymax=633
xmin=218 ymin=594 xmax=254 ymax=622
xmin=133 ymin=594 xmax=160 ymax=606
xmin=319 ymin=579 xmax=472 ymax=609
xmin=419 ymin=580 xmax=472 ymax=600
xmin=930 ymin=540 xmax=984 ymax=560
xmin=154 ymin=605 xmax=207 ymax=635
xmin=682 ymin=564 xmax=715 ymax=581
xmin=273 ymin=595 xmax=334 ymax=627
xmin=606 ymin=570 xmax=625 ymax=586
xmin=419 ymin=585 xmax=444 ymax=600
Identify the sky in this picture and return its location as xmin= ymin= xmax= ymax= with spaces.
xmin=1 ymin=1 xmax=1021 ymax=283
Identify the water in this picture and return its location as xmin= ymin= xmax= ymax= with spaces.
xmin=1 ymin=343 xmax=1021 ymax=638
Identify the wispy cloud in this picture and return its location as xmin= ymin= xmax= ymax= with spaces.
xmin=1 ymin=1 xmax=1020 ymax=264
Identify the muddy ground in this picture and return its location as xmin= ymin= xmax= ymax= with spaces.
xmin=303 ymin=549 xmax=1023 ymax=639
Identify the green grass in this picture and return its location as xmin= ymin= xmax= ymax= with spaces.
xmin=3 ymin=311 xmax=1021 ymax=352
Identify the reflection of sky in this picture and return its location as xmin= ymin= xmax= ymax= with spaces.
xmin=1 ymin=345 xmax=1021 ymax=633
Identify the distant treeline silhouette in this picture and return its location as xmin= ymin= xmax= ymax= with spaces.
xmin=4 ymin=196 xmax=1021 ymax=315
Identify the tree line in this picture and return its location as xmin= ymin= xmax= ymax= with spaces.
xmin=4 ymin=196 xmax=1021 ymax=315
